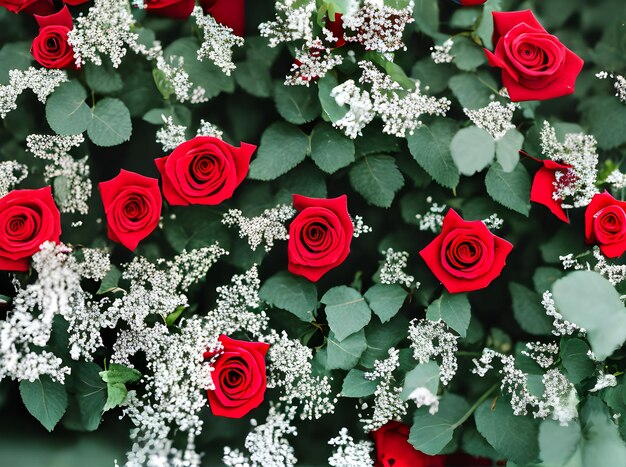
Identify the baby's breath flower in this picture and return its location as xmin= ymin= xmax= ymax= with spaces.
xmin=352 ymin=215 xmax=372 ymax=237
xmin=0 ymin=68 xmax=67 ymax=118
xmin=331 ymin=79 xmax=376 ymax=138
xmin=223 ymin=204 xmax=296 ymax=252
xmin=590 ymin=371 xmax=618 ymax=392
xmin=328 ymin=428 xmax=374 ymax=467
xmin=193 ymin=6 xmax=244 ymax=76
xmin=0 ymin=161 xmax=28 ymax=198
xmin=408 ymin=319 xmax=458 ymax=385
xmin=286 ymin=38 xmax=343 ymax=86
xmin=430 ymin=38 xmax=454 ymax=64
xmin=464 ymin=101 xmax=519 ymax=140
xmin=379 ymin=248 xmax=415 ymax=288
xmin=521 ymin=342 xmax=559 ymax=368
xmin=541 ymin=290 xmax=585 ymax=336
xmin=196 ymin=120 xmax=223 ymax=138
xmin=259 ymin=0 xmax=317 ymax=47
xmin=156 ymin=116 xmax=187 ymax=152
xmin=596 ymin=71 xmax=626 ymax=103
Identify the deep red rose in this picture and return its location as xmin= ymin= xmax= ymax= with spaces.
xmin=420 ymin=209 xmax=513 ymax=294
xmin=287 ymin=194 xmax=353 ymax=282
xmin=155 ymin=136 xmax=256 ymax=206
xmin=62 ymin=0 xmax=89 ymax=5
xmin=452 ymin=0 xmax=487 ymax=5
xmin=144 ymin=0 xmax=194 ymax=20
xmin=484 ymin=10 xmax=583 ymax=102
xmin=200 ymin=0 xmax=245 ymax=37
xmin=0 ymin=0 xmax=53 ymax=15
xmin=530 ymin=159 xmax=571 ymax=223
xmin=584 ymin=191 xmax=626 ymax=258
xmin=372 ymin=421 xmax=446 ymax=467
xmin=326 ymin=12 xmax=346 ymax=47
xmin=204 ymin=335 xmax=270 ymax=419
xmin=31 ymin=6 xmax=76 ymax=70
xmin=0 ymin=186 xmax=61 ymax=272
xmin=99 ymin=170 xmax=162 ymax=251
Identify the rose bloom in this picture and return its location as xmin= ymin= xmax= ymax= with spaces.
xmin=372 ymin=421 xmax=445 ymax=467
xmin=287 ymin=194 xmax=353 ymax=282
xmin=99 ymin=170 xmax=162 ymax=251
xmin=585 ymin=191 xmax=626 ymax=258
xmin=31 ymin=6 xmax=76 ymax=70
xmin=144 ymin=0 xmax=194 ymax=20
xmin=0 ymin=186 xmax=61 ymax=272
xmin=155 ymin=136 xmax=256 ymax=206
xmin=200 ymin=0 xmax=245 ymax=37
xmin=451 ymin=0 xmax=487 ymax=5
xmin=0 ymin=0 xmax=53 ymax=15
xmin=420 ymin=209 xmax=513 ymax=294
xmin=530 ymin=159 xmax=572 ymax=223
xmin=484 ymin=10 xmax=584 ymax=101
xmin=204 ymin=335 xmax=270 ymax=418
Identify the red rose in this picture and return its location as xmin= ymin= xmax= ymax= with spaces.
xmin=484 ymin=10 xmax=584 ymax=102
xmin=372 ymin=421 xmax=446 ymax=467
xmin=326 ymin=13 xmax=346 ymax=47
xmin=63 ymin=0 xmax=89 ymax=5
xmin=420 ymin=209 xmax=513 ymax=294
xmin=530 ymin=159 xmax=571 ymax=223
xmin=144 ymin=0 xmax=194 ymax=20
xmin=99 ymin=170 xmax=162 ymax=251
xmin=155 ymin=136 xmax=255 ymax=206
xmin=452 ymin=0 xmax=487 ymax=5
xmin=0 ymin=0 xmax=53 ymax=15
xmin=584 ymin=191 xmax=626 ymax=258
xmin=287 ymin=194 xmax=353 ymax=282
xmin=0 ymin=186 xmax=61 ymax=272
xmin=200 ymin=0 xmax=245 ymax=37
xmin=31 ymin=7 xmax=76 ymax=70
xmin=204 ymin=335 xmax=270 ymax=418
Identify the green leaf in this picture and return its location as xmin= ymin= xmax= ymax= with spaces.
xmin=349 ymin=154 xmax=404 ymax=208
xmin=409 ymin=393 xmax=469 ymax=455
xmin=532 ymin=267 xmax=564 ymax=294
xmin=274 ymin=82 xmax=321 ymax=125
xmin=426 ymin=292 xmax=471 ymax=338
xmin=100 ymin=363 xmax=141 ymax=385
xmin=413 ymin=0 xmax=439 ymax=37
xmin=448 ymin=72 xmax=498 ymax=109
xmin=86 ymin=98 xmax=132 ymax=147
xmin=321 ymin=286 xmax=372 ymax=341
xmin=538 ymin=419 xmax=581 ymax=467
xmin=249 ymin=122 xmax=309 ymax=180
xmin=474 ymin=397 xmax=540 ymax=465
xmin=45 ymin=80 xmax=91 ymax=135
xmin=259 ymin=271 xmax=317 ymax=322
xmin=19 ymin=376 xmax=68 ymax=432
xmin=476 ymin=0 xmax=502 ymax=49
xmin=495 ymin=129 xmax=523 ymax=172
xmin=580 ymin=396 xmax=626 ymax=466
xmin=102 ymin=382 xmax=127 ymax=412
xmin=359 ymin=315 xmax=409 ymax=368
xmin=509 ymin=282 xmax=553 ymax=336
xmin=341 ymin=369 xmax=377 ymax=397
xmin=560 ymin=338 xmax=595 ymax=384
xmin=85 ymin=60 xmax=124 ymax=94
xmin=0 ymin=42 xmax=32 ymax=85
xmin=234 ymin=61 xmax=272 ymax=98
xmin=401 ymin=361 xmax=439 ymax=400
xmin=451 ymin=126 xmax=495 ymax=176
xmin=552 ymin=271 xmax=626 ymax=360
xmin=326 ymin=329 xmax=368 ymax=370
xmin=451 ymin=36 xmax=486 ymax=71
xmin=364 ymin=284 xmax=407 ymax=323
xmin=310 ymin=122 xmax=355 ymax=174
xmin=485 ymin=161 xmax=531 ymax=216
xmin=406 ymin=120 xmax=459 ymax=189
xmin=97 ymin=265 xmax=122 ymax=295
xmin=583 ymin=96 xmax=626 ymax=150
xmin=74 ymin=362 xmax=107 ymax=431
xmin=165 ymin=305 xmax=187 ymax=326
xmin=318 ymin=73 xmax=348 ymax=123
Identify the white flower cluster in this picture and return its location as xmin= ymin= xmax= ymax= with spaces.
xmin=0 ymin=68 xmax=67 ymax=118
xmin=521 ymin=342 xmax=559 ymax=368
xmin=223 ymin=204 xmax=296 ymax=252
xmin=430 ymin=38 xmax=454 ymax=64
xmin=286 ymin=38 xmax=344 ymax=86
xmin=605 ymin=169 xmax=626 ymax=189
xmin=27 ymin=134 xmax=91 ymax=215
xmin=328 ymin=428 xmax=374 ymax=467
xmin=197 ymin=119 xmax=223 ymax=138
xmin=407 ymin=386 xmax=439 ymax=415
xmin=342 ymin=0 xmax=414 ymax=53
xmin=361 ymin=348 xmax=407 ymax=431
xmin=265 ymin=330 xmax=336 ymax=420
xmin=259 ymin=0 xmax=317 ymax=47
xmin=541 ymin=290 xmax=585 ymax=336
xmin=540 ymin=121 xmax=599 ymax=209
xmin=482 ymin=213 xmax=504 ymax=230
xmin=415 ymin=198 xmax=446 ymax=232
xmin=193 ymin=6 xmax=244 ymax=76
xmin=67 ymin=0 xmax=138 ymax=67
xmin=464 ymin=101 xmax=519 ymax=140
xmin=352 ymin=215 xmax=372 ymax=237
xmin=331 ymin=80 xmax=376 ymax=139
xmin=0 ymin=160 xmax=28 ymax=198
xmin=156 ymin=116 xmax=187 ymax=152
xmin=472 ymin=349 xmax=578 ymax=425
xmin=590 ymin=371 xmax=618 ymax=392
xmin=155 ymin=54 xmax=208 ymax=104
xmin=596 ymin=71 xmax=626 ymax=103
xmin=560 ymin=247 xmax=626 ymax=286
xmin=379 ymin=248 xmax=415 ymax=288
xmin=223 ymin=405 xmax=298 ymax=467
xmin=408 ymin=319 xmax=458 ymax=385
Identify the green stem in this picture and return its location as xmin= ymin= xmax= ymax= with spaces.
xmin=452 ymin=383 xmax=499 ymax=429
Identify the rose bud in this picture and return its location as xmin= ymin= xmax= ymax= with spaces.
xmin=585 ymin=191 xmax=626 ymax=258
xmin=287 ymin=194 xmax=353 ymax=282
xmin=484 ymin=10 xmax=584 ymax=101
xmin=155 ymin=136 xmax=255 ymax=207
xmin=31 ymin=6 xmax=77 ymax=70
xmin=0 ymin=186 xmax=61 ymax=272
xmin=420 ymin=209 xmax=513 ymax=294
xmin=204 ymin=335 xmax=270 ymax=418
xmin=372 ymin=421 xmax=446 ymax=467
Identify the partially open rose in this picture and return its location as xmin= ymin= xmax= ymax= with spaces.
xmin=372 ymin=421 xmax=446 ymax=467
xmin=0 ymin=0 xmax=53 ymax=15
xmin=420 ymin=209 xmax=513 ymax=293
xmin=287 ymin=194 xmax=353 ymax=282
xmin=205 ymin=335 xmax=270 ymax=418
xmin=530 ymin=159 xmax=572 ymax=223
xmin=484 ymin=10 xmax=584 ymax=101
xmin=0 ymin=186 xmax=61 ymax=272
xmin=31 ymin=6 xmax=76 ymax=70
xmin=585 ymin=191 xmax=626 ymax=258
